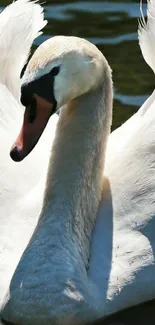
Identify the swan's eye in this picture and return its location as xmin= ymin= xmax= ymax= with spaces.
xmin=50 ymin=66 xmax=60 ymax=76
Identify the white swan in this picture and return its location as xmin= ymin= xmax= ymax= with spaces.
xmin=1 ymin=1 xmax=155 ymax=325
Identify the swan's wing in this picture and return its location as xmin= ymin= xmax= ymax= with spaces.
xmin=90 ymin=93 xmax=155 ymax=317
xmin=0 ymin=0 xmax=47 ymax=101
xmin=89 ymin=0 xmax=155 ymax=315
xmin=0 ymin=0 xmax=51 ymax=205
xmin=105 ymin=0 xmax=155 ymax=165
xmin=105 ymin=88 xmax=155 ymax=165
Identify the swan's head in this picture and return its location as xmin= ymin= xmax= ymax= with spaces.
xmin=10 ymin=36 xmax=108 ymax=162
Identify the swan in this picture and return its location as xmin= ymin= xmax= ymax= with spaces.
xmin=1 ymin=0 xmax=155 ymax=325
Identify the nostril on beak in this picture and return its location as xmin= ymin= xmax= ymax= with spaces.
xmin=10 ymin=146 xmax=22 ymax=162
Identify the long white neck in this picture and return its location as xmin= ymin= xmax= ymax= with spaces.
xmin=1 ymin=66 xmax=113 ymax=325
xmin=40 ymin=68 xmax=113 ymax=271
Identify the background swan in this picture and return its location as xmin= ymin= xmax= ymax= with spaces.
xmin=1 ymin=1 xmax=155 ymax=325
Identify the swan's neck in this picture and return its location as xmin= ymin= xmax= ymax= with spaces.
xmin=40 ymin=69 xmax=113 ymax=272
xmin=0 ymin=68 xmax=113 ymax=324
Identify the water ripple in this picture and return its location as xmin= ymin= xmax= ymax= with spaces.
xmin=45 ymin=2 xmax=146 ymax=20
xmin=115 ymin=92 xmax=148 ymax=107
xmin=35 ymin=32 xmax=137 ymax=46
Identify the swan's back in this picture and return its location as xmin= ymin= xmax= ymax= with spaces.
xmin=105 ymin=0 xmax=155 ymax=162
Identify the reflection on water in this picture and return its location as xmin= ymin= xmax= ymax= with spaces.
xmin=37 ymin=33 xmax=138 ymax=46
xmin=0 ymin=0 xmax=153 ymax=130
xmin=44 ymin=1 xmax=144 ymax=19
xmin=2 ymin=1 xmax=145 ymax=19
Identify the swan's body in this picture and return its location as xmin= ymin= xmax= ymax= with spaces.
xmin=1 ymin=1 xmax=155 ymax=325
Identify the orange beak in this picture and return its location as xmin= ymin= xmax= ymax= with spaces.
xmin=10 ymin=94 xmax=55 ymax=162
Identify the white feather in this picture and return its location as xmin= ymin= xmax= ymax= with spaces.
xmin=0 ymin=0 xmax=47 ymax=100
xmin=138 ymin=0 xmax=155 ymax=73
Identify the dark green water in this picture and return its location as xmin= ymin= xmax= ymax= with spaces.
xmin=1 ymin=0 xmax=154 ymax=130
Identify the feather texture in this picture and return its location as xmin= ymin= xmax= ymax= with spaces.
xmin=0 ymin=0 xmax=47 ymax=100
